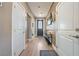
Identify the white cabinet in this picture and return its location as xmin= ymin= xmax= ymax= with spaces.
xmin=74 ymin=38 xmax=79 ymax=56
xmin=56 ymin=2 xmax=79 ymax=31
xmin=56 ymin=2 xmax=79 ymax=56
xmin=73 ymin=2 xmax=79 ymax=55
xmin=74 ymin=3 xmax=79 ymax=31
xmin=57 ymin=2 xmax=74 ymax=31
xmin=56 ymin=33 xmax=74 ymax=56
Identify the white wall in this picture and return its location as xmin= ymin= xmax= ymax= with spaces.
xmin=12 ymin=3 xmax=26 ymax=56
xmin=27 ymin=14 xmax=32 ymax=39
xmin=0 ymin=2 xmax=34 ymax=56
xmin=0 ymin=2 xmax=12 ymax=56
xmin=31 ymin=17 xmax=35 ymax=38
xmin=43 ymin=19 xmax=46 ymax=36
xmin=22 ymin=3 xmax=35 ymax=39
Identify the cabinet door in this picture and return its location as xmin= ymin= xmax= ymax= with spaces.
xmin=74 ymin=2 xmax=79 ymax=31
xmin=56 ymin=2 xmax=74 ymax=56
xmin=57 ymin=35 xmax=74 ymax=56
xmin=57 ymin=2 xmax=74 ymax=31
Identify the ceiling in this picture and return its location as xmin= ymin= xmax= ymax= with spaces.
xmin=27 ymin=2 xmax=52 ymax=18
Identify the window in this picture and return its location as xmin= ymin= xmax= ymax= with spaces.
xmin=38 ymin=21 xmax=42 ymax=29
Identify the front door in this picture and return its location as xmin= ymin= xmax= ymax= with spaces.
xmin=37 ymin=20 xmax=43 ymax=36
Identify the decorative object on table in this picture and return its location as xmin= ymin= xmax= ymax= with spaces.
xmin=47 ymin=12 xmax=56 ymax=25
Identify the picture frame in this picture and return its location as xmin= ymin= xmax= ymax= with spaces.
xmin=0 ymin=2 xmax=2 ymax=7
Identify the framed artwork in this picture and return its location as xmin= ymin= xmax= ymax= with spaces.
xmin=0 ymin=2 xmax=2 ymax=7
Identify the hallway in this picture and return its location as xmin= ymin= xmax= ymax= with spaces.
xmin=0 ymin=2 xmax=79 ymax=56
xmin=20 ymin=37 xmax=53 ymax=56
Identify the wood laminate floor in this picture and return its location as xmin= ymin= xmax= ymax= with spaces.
xmin=20 ymin=36 xmax=53 ymax=56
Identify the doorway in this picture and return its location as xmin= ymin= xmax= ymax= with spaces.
xmin=37 ymin=20 xmax=43 ymax=36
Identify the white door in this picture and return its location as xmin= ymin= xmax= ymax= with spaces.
xmin=12 ymin=3 xmax=26 ymax=56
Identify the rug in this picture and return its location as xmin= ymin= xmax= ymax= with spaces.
xmin=40 ymin=50 xmax=58 ymax=56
